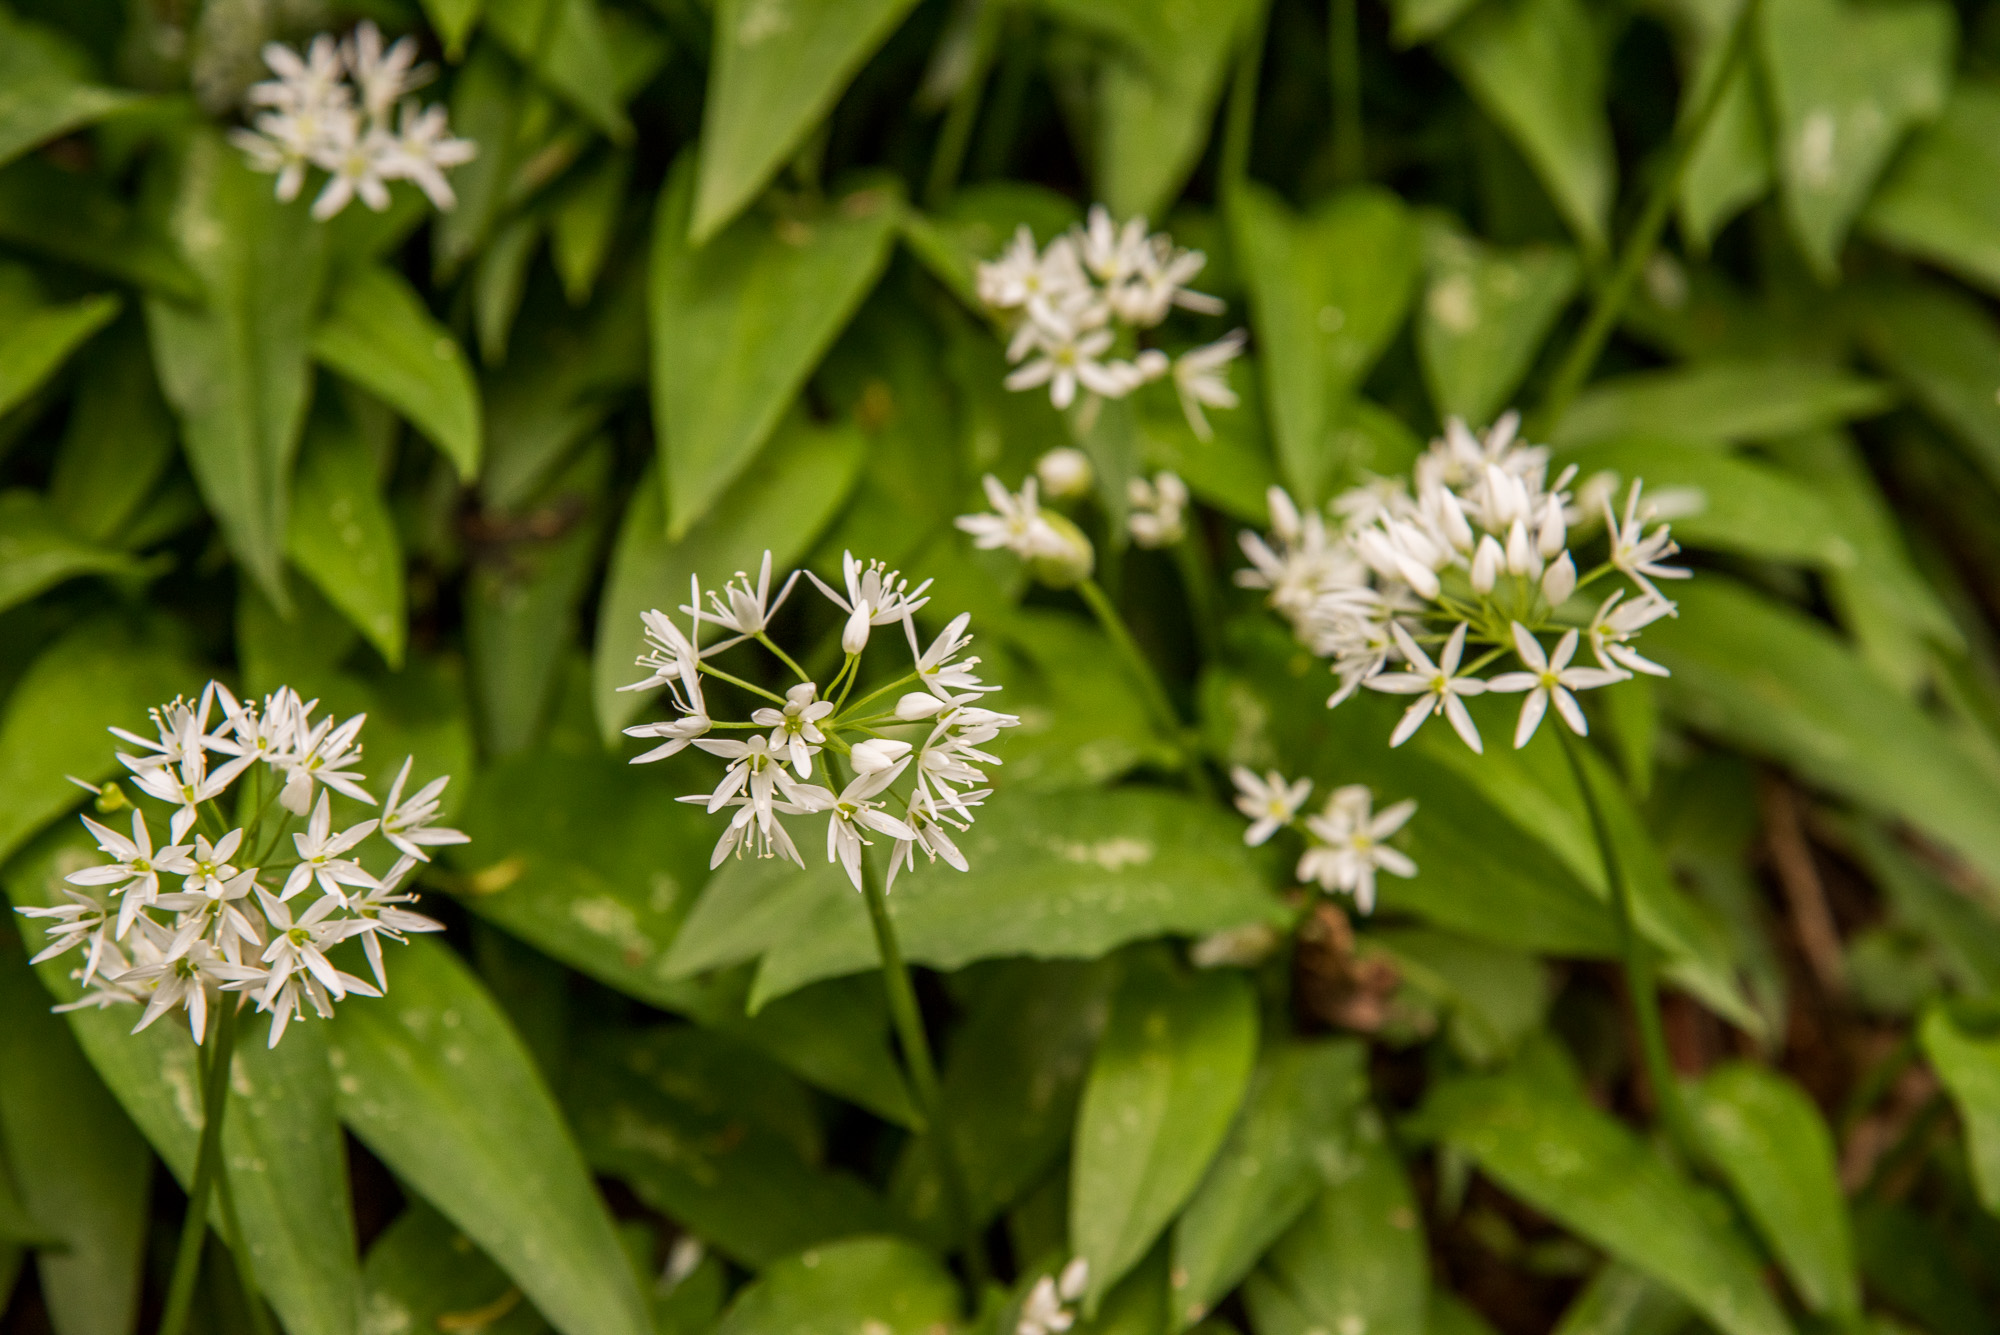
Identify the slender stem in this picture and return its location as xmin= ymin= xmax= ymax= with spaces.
xmin=1557 ymin=726 xmax=1699 ymax=1159
xmin=1533 ymin=0 xmax=1760 ymax=435
xmin=854 ymin=832 xmax=990 ymax=1287
xmin=696 ymin=662 xmax=787 ymax=705
xmin=213 ymin=1152 xmax=275 ymax=1335
xmin=1172 ymin=532 xmax=1223 ymax=664
xmin=1330 ymin=0 xmax=1365 ymax=183
xmin=1220 ymin=2 xmax=1268 ymax=194
xmin=831 ymin=671 xmax=921 ymax=727
xmin=1077 ymin=578 xmax=1216 ymax=801
xmin=925 ymin=0 xmax=1000 ymax=207
xmin=755 ymin=633 xmax=813 ymax=685
xmin=159 ymin=1001 xmax=240 ymax=1335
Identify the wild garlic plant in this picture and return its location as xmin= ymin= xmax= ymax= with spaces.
xmin=976 ymin=205 xmax=1246 ymax=440
xmin=230 ymin=21 xmax=476 ymax=220
xmin=1240 ymin=412 xmax=1686 ymax=753
xmin=16 ymin=682 xmax=460 ymax=1048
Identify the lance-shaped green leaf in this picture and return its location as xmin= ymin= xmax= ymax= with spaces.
xmin=711 ymin=1236 xmax=960 ymax=1335
xmin=0 ymin=617 xmax=195 ymax=865
xmin=0 ymin=291 xmax=120 ymax=421
xmin=594 ymin=414 xmax=864 ymax=737
xmin=1417 ymin=224 xmax=1579 ymax=426
xmin=285 ymin=407 xmax=406 ymax=667
xmin=1093 ymin=0 xmax=1260 ymax=220
xmin=1412 ymin=1047 xmax=1793 ymax=1335
xmin=485 ymin=0 xmax=630 ymax=140
xmin=691 ymin=0 xmax=923 ymax=241
xmin=363 ymin=1200 xmax=554 ymax=1335
xmin=1229 ymin=183 xmax=1420 ymax=504
xmin=145 ymin=130 xmax=327 ymax=608
xmin=1864 ymin=77 xmax=2000 ymax=295
xmin=1071 ymin=957 xmax=1258 ymax=1310
xmin=1385 ymin=0 xmax=1482 ymax=45
xmin=313 ymin=264 xmax=482 ymax=479
xmin=652 ymin=159 xmax=899 ymax=537
xmin=1669 ymin=0 xmax=1771 ymax=251
xmin=1918 ymin=1004 xmax=2000 ymax=1212
xmin=1551 ymin=359 xmax=1893 ymax=445
xmin=0 ymin=11 xmax=141 ymax=170
xmin=1242 ymin=1127 xmax=1428 ymax=1335
xmin=1688 ymin=1064 xmax=1857 ymax=1317
xmin=1648 ymin=577 xmax=2000 ymax=886
xmin=7 ymin=826 xmax=360 ymax=1335
xmin=0 ymin=935 xmax=150 ymax=1335
xmin=1172 ymin=1041 xmax=1370 ymax=1326
xmin=327 ymin=937 xmax=654 ymax=1335
xmin=1758 ymin=0 xmax=1955 ymax=279
xmin=1849 ymin=279 xmax=2000 ymax=492
xmin=1439 ymin=0 xmax=1615 ymax=253
xmin=0 ymin=156 xmax=200 ymax=299
xmin=47 ymin=320 xmax=179 ymax=545
xmin=1552 ymin=1264 xmax=1693 ymax=1335
xmin=0 ymin=490 xmax=145 ymax=617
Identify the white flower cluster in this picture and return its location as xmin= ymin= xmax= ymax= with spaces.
xmin=1017 ymin=1259 xmax=1089 ymax=1335
xmin=1232 ymin=770 xmax=1416 ymax=912
xmin=1126 ymin=470 xmax=1189 ymax=549
xmin=230 ymin=22 xmax=476 ymax=221
xmin=15 ymin=684 xmax=463 ymax=1047
xmin=623 ymin=551 xmax=1019 ymax=891
xmin=1239 ymin=413 xmax=1686 ymax=753
xmin=977 ymin=206 xmax=1246 ymax=440
xmin=956 ymin=474 xmax=1097 ymax=588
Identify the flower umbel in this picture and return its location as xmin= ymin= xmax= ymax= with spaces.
xmin=1231 ymin=770 xmax=1419 ymax=914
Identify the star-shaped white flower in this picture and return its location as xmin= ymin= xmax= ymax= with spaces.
xmin=1297 ymin=785 xmax=1418 ymax=912
xmin=1487 ymin=624 xmax=1626 ymax=748
xmin=1604 ymin=480 xmax=1690 ymax=602
xmin=378 ymin=757 xmax=469 ymax=862
xmin=1588 ymin=590 xmax=1674 ymax=678
xmin=1173 ymin=331 xmax=1244 ymax=440
xmin=751 ymin=682 xmax=835 ymax=777
xmin=685 ymin=550 xmax=800 ymax=641
xmin=807 ymin=551 xmax=933 ymax=656
xmin=1365 ymin=622 xmax=1489 ymax=752
xmin=283 ymin=793 xmax=380 ymax=901
xmin=1230 ymin=767 xmax=1313 ymax=846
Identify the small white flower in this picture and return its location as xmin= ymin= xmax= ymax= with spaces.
xmin=807 ymin=551 xmax=933 ymax=656
xmin=1297 ymin=786 xmax=1418 ymax=912
xmin=1127 ymin=471 xmax=1189 ymax=549
xmin=1588 ymin=590 xmax=1675 ymax=678
xmin=1604 ymin=480 xmax=1690 ymax=602
xmin=278 ymin=706 xmax=374 ymax=814
xmin=385 ymin=101 xmax=477 ymax=211
xmin=1035 ymin=447 xmax=1095 ymax=500
xmin=1005 ymin=314 xmax=1124 ymax=410
xmin=17 ymin=891 xmax=117 ymax=983
xmin=1173 ymin=330 xmax=1245 ymax=441
xmin=378 ymin=757 xmax=468 ymax=862
xmin=283 ymin=793 xmax=380 ymax=902
xmin=122 ymin=942 xmax=266 ymax=1044
xmin=751 ymin=682 xmax=835 ymax=777
xmin=686 ymin=551 xmax=800 ymax=641
xmin=1365 ymin=622 xmax=1490 ymax=753
xmin=66 ymin=812 xmax=187 ymax=939
xmin=1230 ymin=767 xmax=1313 ymax=846
xmin=957 ymin=474 xmax=1068 ymax=562
xmin=1487 ymin=624 xmax=1626 ymax=748
xmin=824 ymin=766 xmax=918 ymax=891
xmin=905 ymin=612 xmax=994 ymax=700
xmin=341 ymin=21 xmax=428 ymax=119
xmin=339 ymin=857 xmax=444 ymax=990
xmin=257 ymin=887 xmax=372 ymax=1011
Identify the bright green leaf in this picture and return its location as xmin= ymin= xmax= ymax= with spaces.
xmin=1552 ymin=1264 xmax=1693 ymax=1335
xmin=1094 ymin=0 xmax=1259 ymax=220
xmin=1415 ymin=1048 xmax=1792 ymax=1335
xmin=485 ymin=0 xmax=631 ymax=140
xmin=1230 ymin=183 xmax=1420 ymax=504
xmin=1418 ymin=224 xmax=1579 ymax=426
xmin=1552 ymin=359 xmax=1893 ymax=445
xmin=1864 ymin=76 xmax=2000 ymax=295
xmin=711 ymin=1236 xmax=960 ymax=1335
xmin=691 ymin=0 xmax=922 ymax=241
xmin=327 ymin=937 xmax=654 ymax=1335
xmin=652 ymin=162 xmax=898 ymax=537
xmin=313 ymin=264 xmax=482 ymax=479
xmin=1688 ymin=1063 xmax=1858 ymax=1316
xmin=1071 ymin=957 xmax=1258 ymax=1309
xmin=1172 ymin=1040 xmax=1370 ymax=1325
xmin=47 ymin=321 xmax=178 ymax=545
xmin=1849 ymin=279 xmax=2000 ymax=492
xmin=1439 ymin=0 xmax=1615 ymax=253
xmin=0 ymin=12 xmax=140 ymax=171
xmin=0 ymin=292 xmax=119 ymax=421
xmin=0 ymin=490 xmax=144 ymax=616
xmin=551 ymin=149 xmax=632 ymax=306
xmin=1669 ymin=0 xmax=1771 ymax=251
xmin=1918 ymin=1005 xmax=2000 ymax=1212
xmin=1385 ymin=0 xmax=1482 ymax=45
xmin=1758 ymin=0 xmax=1955 ymax=279
xmin=286 ymin=408 xmax=406 ymax=667
xmin=144 ymin=130 xmax=327 ymax=608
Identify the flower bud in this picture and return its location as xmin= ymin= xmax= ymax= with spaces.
xmin=1536 ymin=494 xmax=1567 ymax=558
xmin=1470 ymin=535 xmax=1503 ymax=593
xmin=1504 ymin=518 xmax=1541 ymax=577
xmin=1035 ymin=447 xmax=1094 ymax=501
xmin=895 ymin=692 xmax=949 ymax=720
xmin=841 ymin=603 xmax=873 ymax=655
xmin=1541 ymin=551 xmax=1577 ymax=605
xmin=850 ymin=738 xmax=913 ymax=774
xmin=1029 ymin=510 xmax=1096 ymax=588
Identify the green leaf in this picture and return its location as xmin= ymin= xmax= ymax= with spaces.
xmin=1557 ymin=438 xmax=1855 ymax=568
xmin=551 ymin=148 xmax=632 ymax=306
xmin=1551 ymin=359 xmax=1893 ymax=445
xmin=1242 ymin=1128 xmax=1427 ymax=1335
xmin=1368 ymin=928 xmax=1551 ymax=1065
xmin=1414 ymin=1047 xmax=1793 ymax=1335
xmin=1229 ymin=183 xmax=1421 ymax=504
xmin=144 ymin=130 xmax=327 ymax=608
xmin=0 ymin=617 xmax=193 ymax=865
xmin=594 ymin=413 xmax=865 ymax=737
xmin=1385 ymin=0 xmax=1482 ymax=46
xmin=420 ymin=0 xmax=483 ymax=59
xmin=0 ymin=12 xmax=140 ymax=170
xmin=1071 ymin=958 xmax=1258 ymax=1309
xmin=1863 ymin=77 xmax=2000 ymax=295
xmin=0 ymin=156 xmax=200 ymax=299
xmin=1438 ymin=0 xmax=1615 ymax=253
xmin=1918 ymin=1005 xmax=2000 ymax=1212
xmin=363 ymin=1200 xmax=553 ymax=1335
xmin=652 ymin=159 xmax=900 ymax=537
xmin=1852 ymin=1199 xmax=1996 ymax=1335
xmin=1649 ymin=577 xmax=2000 ymax=886
xmin=0 ymin=935 xmax=150 ymax=1335
xmin=0 ymin=490 xmax=145 ymax=616
xmin=1757 ymin=0 xmax=1955 ymax=279
xmin=485 ymin=0 xmax=632 ymax=140
xmin=1552 ymin=1264 xmax=1693 ymax=1335
xmin=1852 ymin=822 xmax=2000 ymax=996
xmin=1172 ymin=1040 xmax=1370 ymax=1326
xmin=434 ymin=43 xmax=521 ymax=278
xmin=327 ymin=937 xmax=654 ymax=1335
xmin=664 ymin=788 xmax=1291 ymax=1009
xmin=893 ymin=959 xmax=1118 ymax=1239
xmin=1417 ymin=224 xmax=1579 ymax=426
xmin=1670 ymin=0 xmax=1772 ymax=251
xmin=1094 ymin=0 xmax=1260 ymax=219
xmin=286 ymin=407 xmax=406 ymax=667
xmin=1688 ymin=1064 xmax=1857 ymax=1316
xmin=711 ymin=1236 xmax=960 ymax=1335
xmin=7 ymin=825 xmax=361 ymax=1335
xmin=0 ymin=292 xmax=119 ymax=421
xmin=1849 ymin=279 xmax=2000 ymax=492
xmin=312 ymin=265 xmax=482 ymax=479
xmin=565 ymin=1026 xmax=897 ymax=1266
xmin=47 ymin=321 xmax=178 ymax=545
xmin=690 ymin=0 xmax=923 ymax=241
